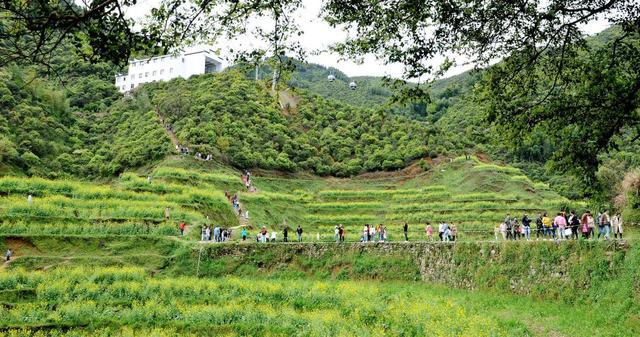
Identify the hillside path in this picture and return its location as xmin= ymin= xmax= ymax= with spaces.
xmin=155 ymin=108 xmax=180 ymax=149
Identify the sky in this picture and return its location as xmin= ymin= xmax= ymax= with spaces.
xmin=127 ymin=0 xmax=612 ymax=80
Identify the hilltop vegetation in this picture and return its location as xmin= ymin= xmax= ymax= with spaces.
xmin=144 ymin=71 xmax=441 ymax=176
xmin=0 ymin=64 xmax=171 ymax=178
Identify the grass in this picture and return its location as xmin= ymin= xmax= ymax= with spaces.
xmin=0 ymin=155 xmax=596 ymax=241
xmin=0 ymin=235 xmax=637 ymax=336
xmin=0 ymin=170 xmax=238 ymax=236
xmin=0 ymin=270 xmax=491 ymax=335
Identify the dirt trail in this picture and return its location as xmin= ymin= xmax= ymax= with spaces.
xmin=154 ymin=106 xmax=252 ymax=237
xmin=155 ymin=108 xmax=180 ymax=149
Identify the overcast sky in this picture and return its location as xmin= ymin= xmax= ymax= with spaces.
xmin=128 ymin=0 xmax=612 ymax=80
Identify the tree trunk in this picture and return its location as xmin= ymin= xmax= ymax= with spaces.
xmin=271 ymin=68 xmax=278 ymax=92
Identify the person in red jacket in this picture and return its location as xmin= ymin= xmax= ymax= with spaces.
xmin=179 ymin=222 xmax=186 ymax=236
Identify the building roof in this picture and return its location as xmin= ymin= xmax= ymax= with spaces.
xmin=129 ymin=47 xmax=223 ymax=65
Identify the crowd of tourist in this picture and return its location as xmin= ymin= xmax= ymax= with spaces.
xmin=157 ymin=166 xmax=628 ymax=245
xmin=200 ymin=225 xmax=233 ymax=242
xmin=360 ymin=224 xmax=389 ymax=242
xmin=235 ymin=224 xmax=305 ymax=243
xmin=495 ymin=210 xmax=623 ymax=241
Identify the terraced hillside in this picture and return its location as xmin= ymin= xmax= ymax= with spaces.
xmin=0 ymin=156 xmax=583 ymax=241
xmin=0 ymin=167 xmax=238 ymax=236
xmin=240 ymin=156 xmax=583 ymax=240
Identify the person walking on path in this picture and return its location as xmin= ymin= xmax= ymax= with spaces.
xmin=5 ymin=249 xmax=12 ymax=262
xmin=164 ymin=207 xmax=171 ymax=221
xmin=241 ymin=228 xmax=248 ymax=241
xmin=587 ymin=211 xmax=596 ymax=239
xmin=442 ymin=223 xmax=450 ymax=242
xmin=554 ymin=213 xmax=567 ymax=240
xmin=612 ymin=213 xmax=623 ymax=239
xmin=206 ymin=226 xmax=212 ymax=241
xmin=403 ymin=222 xmax=409 ymax=241
xmin=542 ymin=213 xmax=552 ymax=239
xmin=505 ymin=215 xmax=513 ymax=240
xmin=522 ymin=214 xmax=532 ymax=241
xmin=499 ymin=222 xmax=507 ymax=240
xmin=568 ymin=210 xmax=580 ymax=240
xmin=450 ymin=223 xmax=457 ymax=241
xmin=260 ymin=226 xmax=268 ymax=243
xmin=27 ymin=194 xmax=33 ymax=206
xmin=438 ymin=222 xmax=445 ymax=241
xmin=535 ymin=213 xmax=544 ymax=240
xmin=425 ymin=223 xmax=433 ymax=241
xmin=603 ymin=210 xmax=612 ymax=240
xmin=296 ymin=225 xmax=303 ymax=242
xmin=283 ymin=226 xmax=289 ymax=242
xmin=598 ymin=210 xmax=610 ymax=240
xmin=179 ymin=222 xmax=186 ymax=236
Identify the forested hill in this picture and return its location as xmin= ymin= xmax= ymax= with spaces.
xmin=0 ymin=63 xmax=471 ymax=178
xmin=0 ymin=65 xmax=172 ymax=178
xmin=144 ymin=71 xmax=454 ymax=176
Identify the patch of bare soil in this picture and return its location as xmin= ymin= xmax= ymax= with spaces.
xmin=5 ymin=237 xmax=39 ymax=256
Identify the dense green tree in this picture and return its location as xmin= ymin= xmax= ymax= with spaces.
xmin=140 ymin=71 xmax=436 ymax=176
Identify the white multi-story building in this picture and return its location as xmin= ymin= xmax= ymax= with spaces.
xmin=114 ymin=47 xmax=224 ymax=92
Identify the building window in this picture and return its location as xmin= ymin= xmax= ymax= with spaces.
xmin=130 ymin=84 xmax=134 ymax=89
xmin=169 ymin=68 xmax=173 ymax=73
xmin=160 ymin=69 xmax=164 ymax=75
xmin=130 ymin=75 xmax=135 ymax=80
xmin=181 ymin=58 xmax=185 ymax=63
xmin=139 ymin=73 xmax=142 ymax=79
xmin=145 ymin=72 xmax=149 ymax=77
xmin=152 ymin=71 xmax=156 ymax=76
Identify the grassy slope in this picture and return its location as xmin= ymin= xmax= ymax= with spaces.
xmin=237 ymin=156 xmax=582 ymax=241
xmin=0 ymin=153 xmax=588 ymax=242
xmin=0 ymin=236 xmax=637 ymax=336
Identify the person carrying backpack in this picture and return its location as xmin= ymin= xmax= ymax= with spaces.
xmin=598 ymin=210 xmax=610 ymax=239
xmin=568 ymin=210 xmax=580 ymax=240
xmin=601 ymin=209 xmax=611 ymax=240
xmin=522 ymin=214 xmax=532 ymax=241
xmin=504 ymin=214 xmax=513 ymax=240
xmin=535 ymin=213 xmax=544 ymax=240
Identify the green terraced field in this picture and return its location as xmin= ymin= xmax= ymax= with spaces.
xmin=0 ymin=156 xmax=584 ymax=241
